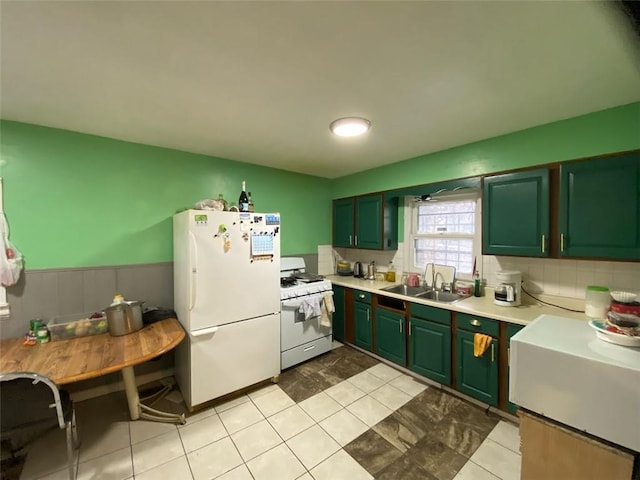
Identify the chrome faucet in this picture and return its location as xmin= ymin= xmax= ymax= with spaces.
xmin=433 ymin=271 xmax=446 ymax=291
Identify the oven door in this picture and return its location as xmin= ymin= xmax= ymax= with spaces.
xmin=280 ymin=294 xmax=332 ymax=351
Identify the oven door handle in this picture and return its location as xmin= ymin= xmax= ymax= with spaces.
xmin=281 ymin=292 xmax=331 ymax=310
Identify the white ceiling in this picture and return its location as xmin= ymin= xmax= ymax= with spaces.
xmin=1 ymin=1 xmax=639 ymax=179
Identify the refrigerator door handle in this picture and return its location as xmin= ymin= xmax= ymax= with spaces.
xmin=189 ymin=231 xmax=197 ymax=311
xmin=191 ymin=326 xmax=219 ymax=337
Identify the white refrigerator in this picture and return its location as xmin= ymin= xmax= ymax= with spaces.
xmin=173 ymin=210 xmax=281 ymax=409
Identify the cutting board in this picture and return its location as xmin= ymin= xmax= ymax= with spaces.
xmin=424 ymin=264 xmax=456 ymax=288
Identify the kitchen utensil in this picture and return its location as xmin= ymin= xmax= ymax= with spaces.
xmin=611 ymin=301 xmax=640 ymax=316
xmin=585 ymin=286 xmax=610 ymax=318
xmin=105 ymin=300 xmax=144 ymax=336
xmin=589 ymin=320 xmax=640 ymax=347
xmin=353 ymin=262 xmax=363 ymax=278
xmin=610 ymin=291 xmax=637 ymax=303
xmin=367 ymin=261 xmax=376 ymax=280
xmin=607 ymin=311 xmax=640 ymax=329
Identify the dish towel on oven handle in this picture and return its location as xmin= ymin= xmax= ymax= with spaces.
xmin=300 ymin=295 xmax=322 ymax=320
xmin=473 ymin=333 xmax=492 ymax=357
xmin=320 ymin=291 xmax=335 ymax=327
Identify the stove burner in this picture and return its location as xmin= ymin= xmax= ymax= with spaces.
xmin=280 ymin=277 xmax=297 ymax=288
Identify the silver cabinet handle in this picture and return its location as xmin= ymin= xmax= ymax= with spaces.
xmin=349 ymin=235 xmax=352 ymax=246
xmin=541 ymin=234 xmax=546 ymax=253
xmin=561 ymin=233 xmax=565 ymax=252
xmin=491 ymin=343 xmax=495 ymax=363
xmin=359 ymin=294 xmax=365 ymax=299
xmin=367 ymin=308 xmax=370 ymax=321
xmin=408 ymin=321 xmax=412 ymax=336
xmin=470 ymin=319 xmax=481 ymax=327
xmin=399 ymin=320 xmax=403 ymax=334
xmin=355 ymin=235 xmax=358 ymax=246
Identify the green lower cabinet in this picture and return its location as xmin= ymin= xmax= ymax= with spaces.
xmin=354 ymin=302 xmax=372 ymax=351
xmin=506 ymin=323 xmax=524 ymax=414
xmin=409 ymin=317 xmax=451 ymax=385
xmin=375 ymin=308 xmax=406 ymax=367
xmin=456 ymin=330 xmax=499 ymax=406
xmin=332 ymin=286 xmax=345 ymax=343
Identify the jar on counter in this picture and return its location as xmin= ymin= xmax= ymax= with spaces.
xmin=585 ymin=286 xmax=611 ymax=319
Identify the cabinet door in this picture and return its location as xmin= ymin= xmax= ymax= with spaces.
xmin=409 ymin=317 xmax=451 ymax=385
xmin=456 ymin=330 xmax=498 ymax=406
xmin=333 ymin=198 xmax=355 ymax=247
xmin=332 ymin=286 xmax=345 ymax=343
xmin=355 ymin=195 xmax=382 ymax=249
xmin=506 ymin=324 xmax=524 ymax=414
xmin=354 ymin=302 xmax=372 ymax=351
xmin=559 ymin=153 xmax=640 ymax=259
xmin=483 ymin=169 xmax=549 ymax=256
xmin=375 ymin=308 xmax=406 ymax=367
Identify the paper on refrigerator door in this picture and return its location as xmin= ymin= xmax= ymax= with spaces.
xmin=251 ymin=232 xmax=275 ymax=259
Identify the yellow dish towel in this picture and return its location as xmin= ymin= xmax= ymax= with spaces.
xmin=320 ymin=291 xmax=335 ymax=328
xmin=473 ymin=333 xmax=492 ymax=357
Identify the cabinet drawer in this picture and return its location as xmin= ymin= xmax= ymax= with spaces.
xmin=456 ymin=313 xmax=499 ymax=337
xmin=410 ymin=303 xmax=451 ymax=326
xmin=354 ymin=290 xmax=372 ymax=304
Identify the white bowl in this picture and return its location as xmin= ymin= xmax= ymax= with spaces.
xmin=610 ymin=291 xmax=637 ymax=303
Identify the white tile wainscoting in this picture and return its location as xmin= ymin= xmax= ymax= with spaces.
xmin=319 ymin=244 xmax=640 ymax=300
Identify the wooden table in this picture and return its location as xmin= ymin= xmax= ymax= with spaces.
xmin=0 ymin=318 xmax=186 ymax=423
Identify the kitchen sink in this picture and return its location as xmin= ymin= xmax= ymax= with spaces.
xmin=380 ymin=284 xmax=429 ymax=296
xmin=380 ymin=284 xmax=467 ymax=303
xmin=414 ymin=290 xmax=466 ymax=303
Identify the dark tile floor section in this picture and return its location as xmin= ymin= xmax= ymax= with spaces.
xmin=280 ymin=345 xmax=501 ymax=480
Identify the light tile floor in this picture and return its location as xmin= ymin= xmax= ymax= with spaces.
xmin=16 ymin=345 xmax=521 ymax=480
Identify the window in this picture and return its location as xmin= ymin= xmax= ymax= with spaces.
xmin=405 ymin=192 xmax=481 ymax=277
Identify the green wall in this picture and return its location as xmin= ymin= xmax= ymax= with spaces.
xmin=332 ymin=102 xmax=640 ymax=199
xmin=0 ymin=121 xmax=332 ymax=269
xmin=3 ymin=102 xmax=638 ymax=270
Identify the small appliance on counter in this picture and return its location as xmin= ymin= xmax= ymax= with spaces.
xmin=353 ymin=262 xmax=364 ymax=278
xmin=336 ymin=260 xmax=353 ymax=276
xmin=494 ymin=270 xmax=522 ymax=306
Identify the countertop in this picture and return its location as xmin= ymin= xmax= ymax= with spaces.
xmin=327 ymin=275 xmax=589 ymax=326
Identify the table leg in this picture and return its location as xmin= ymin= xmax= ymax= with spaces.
xmin=120 ymin=366 xmax=186 ymax=424
xmin=121 ymin=366 xmax=140 ymax=421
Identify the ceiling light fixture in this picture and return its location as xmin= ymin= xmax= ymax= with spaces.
xmin=329 ymin=117 xmax=371 ymax=137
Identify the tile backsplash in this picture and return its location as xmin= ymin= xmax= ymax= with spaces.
xmin=319 ymin=244 xmax=640 ymax=300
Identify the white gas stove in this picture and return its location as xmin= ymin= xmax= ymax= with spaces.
xmin=279 ymin=257 xmax=333 ymax=369
xmin=280 ymin=258 xmax=332 ymax=300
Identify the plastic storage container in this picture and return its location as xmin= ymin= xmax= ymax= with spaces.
xmin=47 ymin=312 xmax=108 ymax=341
xmin=585 ymin=286 xmax=611 ymax=319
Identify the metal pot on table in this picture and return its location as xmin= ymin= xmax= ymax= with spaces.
xmin=105 ymin=300 xmax=144 ymax=336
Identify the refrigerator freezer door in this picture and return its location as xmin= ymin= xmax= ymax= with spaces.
xmin=178 ymin=313 xmax=280 ymax=408
xmin=175 ymin=210 xmax=280 ymax=332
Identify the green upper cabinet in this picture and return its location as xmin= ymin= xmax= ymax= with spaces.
xmin=332 ymin=194 xmax=398 ymax=250
xmin=333 ymin=198 xmax=355 ymax=248
xmin=483 ymin=169 xmax=550 ymax=257
xmin=332 ymin=285 xmax=345 ymax=343
xmin=375 ymin=308 xmax=406 ymax=367
xmin=355 ymin=195 xmax=383 ymax=249
xmin=559 ymin=152 xmax=640 ymax=259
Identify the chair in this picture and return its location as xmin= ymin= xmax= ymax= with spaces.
xmin=0 ymin=372 xmax=79 ymax=480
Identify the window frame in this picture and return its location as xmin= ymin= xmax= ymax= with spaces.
xmin=403 ymin=191 xmax=482 ymax=281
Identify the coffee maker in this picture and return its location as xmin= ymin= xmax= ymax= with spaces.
xmin=494 ymin=270 xmax=522 ymax=307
